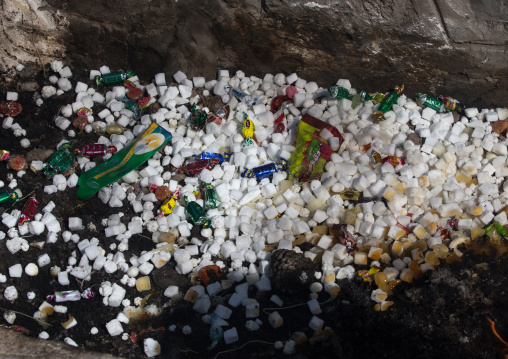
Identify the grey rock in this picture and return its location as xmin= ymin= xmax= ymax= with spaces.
xmin=0 ymin=1 xmax=507 ymax=106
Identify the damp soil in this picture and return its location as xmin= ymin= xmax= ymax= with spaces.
xmin=0 ymin=69 xmax=508 ymax=359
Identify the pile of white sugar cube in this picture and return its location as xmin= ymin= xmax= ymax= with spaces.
xmin=1 ymin=60 xmax=508 ymax=356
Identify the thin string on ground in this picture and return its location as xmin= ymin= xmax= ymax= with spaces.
xmin=0 ymin=306 xmax=52 ymax=326
xmin=263 ymin=296 xmax=335 ymax=314
xmin=214 ymin=340 xmax=275 ymax=359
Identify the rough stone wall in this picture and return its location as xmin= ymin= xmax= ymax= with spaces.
xmin=0 ymin=329 xmax=122 ymax=359
xmin=1 ymin=0 xmax=507 ymax=107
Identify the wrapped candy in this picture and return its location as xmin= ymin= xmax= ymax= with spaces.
xmin=371 ymin=151 xmax=382 ymax=165
xmin=484 ymin=223 xmax=507 ymax=245
xmin=193 ymin=152 xmax=231 ymax=164
xmin=76 ymin=107 xmax=92 ymax=116
xmin=270 ymin=95 xmax=289 ymax=113
xmin=44 ymin=142 xmax=75 ymax=178
xmin=127 ymin=87 xmax=144 ymax=100
xmin=436 ymin=218 xmax=457 ymax=239
xmin=137 ymin=95 xmax=151 ymax=109
xmin=372 ymin=84 xmax=404 ymax=120
xmin=0 ymin=191 xmax=19 ymax=207
xmin=206 ymin=112 xmax=223 ymax=126
xmin=330 ymin=224 xmax=357 ymax=253
xmin=72 ymin=115 xmax=89 ymax=133
xmin=360 ymin=91 xmax=386 ymax=104
xmin=178 ymin=158 xmax=220 ymax=176
xmin=328 ymin=85 xmax=351 ymax=100
xmin=124 ymin=99 xmax=143 ymax=119
xmin=216 ymin=105 xmax=230 ymax=120
xmin=438 ymin=95 xmax=466 ymax=116
xmin=0 ymin=101 xmax=22 ymax=117
xmin=415 ymin=93 xmax=446 ymax=112
xmin=46 ymin=288 xmax=94 ymax=302
xmin=154 ymin=186 xmax=171 ymax=201
xmin=160 ymin=193 xmax=178 ymax=215
xmin=19 ymin=193 xmax=38 ymax=226
xmin=241 ymin=159 xmax=288 ymax=181
xmin=230 ymin=88 xmax=264 ymax=106
xmin=381 ymin=156 xmax=405 ymax=167
xmin=184 ymin=197 xmax=210 ymax=228
xmin=1 ymin=150 xmax=27 ymax=171
xmin=242 ymin=114 xmax=255 ymax=147
xmin=201 ymin=183 xmax=218 ymax=209
xmin=76 ymin=144 xmax=117 ymax=157
xmin=357 ymin=265 xmax=381 ymax=283
xmin=189 ymin=104 xmax=207 ymax=130
xmin=106 ymin=123 xmax=125 ymax=135
xmin=0 ymin=150 xmax=10 ymax=161
xmin=338 ymin=190 xmax=362 ymax=202
xmin=95 ymin=70 xmax=135 ymax=86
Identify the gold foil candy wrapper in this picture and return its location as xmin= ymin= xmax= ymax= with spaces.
xmin=370 ymin=93 xmax=386 ymax=104
xmin=371 ymin=111 xmax=384 ymax=120
xmin=371 ymin=151 xmax=382 ymax=164
xmin=338 ymin=190 xmax=361 ymax=201
xmin=394 ymin=84 xmax=404 ymax=95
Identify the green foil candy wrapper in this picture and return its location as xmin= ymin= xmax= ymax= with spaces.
xmin=44 ymin=142 xmax=75 ymax=178
xmin=0 ymin=190 xmax=19 ymax=207
xmin=372 ymin=84 xmax=404 ymax=120
xmin=202 ymin=183 xmax=218 ymax=210
xmin=415 ymin=93 xmax=445 ymax=112
xmin=185 ymin=201 xmax=211 ymax=228
xmin=95 ymin=70 xmax=135 ymax=86
xmin=77 ymin=123 xmax=172 ymax=200
xmin=484 ymin=222 xmax=508 ymax=245
xmin=328 ymin=85 xmax=351 ymax=100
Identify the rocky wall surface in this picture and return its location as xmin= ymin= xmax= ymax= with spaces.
xmin=1 ymin=0 xmax=507 ymax=106
xmin=0 ymin=330 xmax=122 ymax=359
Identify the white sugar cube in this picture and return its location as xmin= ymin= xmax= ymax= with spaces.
xmin=106 ymin=319 xmax=123 ymax=336
xmin=224 ymin=327 xmax=239 ymax=345
xmin=193 ymin=295 xmax=211 ymax=314
xmin=255 ymin=278 xmax=271 ymax=292
xmin=9 ymin=264 xmax=23 ymax=278
xmin=465 ymin=108 xmax=479 ymax=118
xmin=317 ymin=235 xmax=333 ymax=249
xmin=56 ymin=271 xmax=69 ymax=285
xmin=215 ymin=304 xmax=232 ymax=319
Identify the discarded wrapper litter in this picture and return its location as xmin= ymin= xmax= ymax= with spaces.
xmin=76 ymin=123 xmax=172 ymax=200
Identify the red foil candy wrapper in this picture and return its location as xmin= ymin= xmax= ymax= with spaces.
xmin=273 ymin=111 xmax=285 ymax=133
xmin=79 ymin=144 xmax=117 ymax=157
xmin=206 ymin=113 xmax=223 ymax=126
xmin=19 ymin=193 xmax=38 ymax=225
xmin=285 ymin=85 xmax=298 ymax=100
xmin=178 ymin=158 xmax=220 ymax=176
xmin=127 ymin=87 xmax=144 ymax=100
xmin=270 ymin=95 xmax=289 ymax=113
xmin=76 ymin=107 xmax=92 ymax=116
xmin=0 ymin=101 xmax=22 ymax=117
xmin=138 ymin=96 xmax=151 ymax=109
xmin=381 ymin=156 xmax=405 ymax=167
xmin=396 ymin=222 xmax=409 ymax=235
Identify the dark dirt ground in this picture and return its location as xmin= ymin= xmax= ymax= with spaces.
xmin=0 ymin=67 xmax=507 ymax=359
